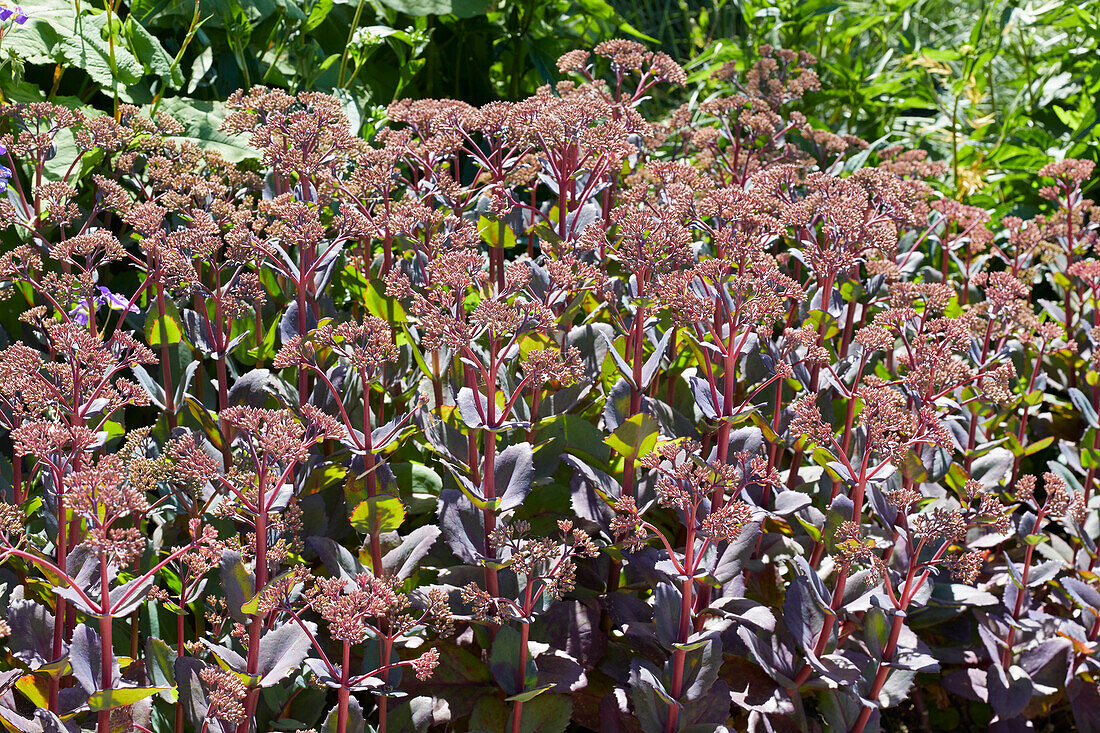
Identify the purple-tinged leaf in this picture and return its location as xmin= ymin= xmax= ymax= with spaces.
xmin=770 ymin=490 xmax=811 ymax=516
xmin=653 ymin=582 xmax=681 ymax=648
xmin=688 ymin=375 xmax=720 ymax=420
xmin=735 ymin=625 xmax=797 ymax=688
xmin=304 ymin=658 xmax=341 ymax=689
xmin=1069 ymin=677 xmax=1100 ymax=733
xmin=600 ymin=334 xmax=637 ymax=390
xmin=987 ymin=664 xmax=1033 ymax=720
xmin=1063 ymin=577 xmax=1100 ymax=613
xmin=174 ymin=657 xmax=210 ymax=731
xmin=1070 ymin=387 xmax=1100 ymax=428
xmin=70 ymin=623 xmax=118 ymax=694
xmin=257 ymin=621 xmax=316 ymax=686
xmin=7 ymin=596 xmax=57 ymax=668
xmin=383 ymin=525 xmax=441 ymax=580
xmin=564 ymin=454 xmax=618 ymax=524
xmin=219 ymin=550 xmax=255 ymax=624
xmin=629 ymin=657 xmax=671 ymax=733
xmin=639 ymin=327 xmax=675 ymax=391
xmin=227 ymin=368 xmax=293 ymax=409
xmin=109 ymin=572 xmax=155 ymax=617
xmin=1027 ymin=559 xmax=1063 ymax=587
xmin=678 ymin=631 xmax=722 ymax=702
xmin=495 ymin=442 xmax=534 ymax=512
xmin=307 ymin=536 xmax=366 ymax=581
xmin=437 ymin=488 xmax=485 ymax=565
xmin=1020 ymin=638 xmax=1071 ymax=692
xmin=200 ymin=640 xmax=247 ymax=673
xmin=710 ymin=522 xmax=759 ymax=584
xmin=566 ymin=322 xmax=614 ymax=380
xmin=320 ymin=696 xmax=366 ymax=733
xmin=455 ymin=387 xmax=488 ymax=429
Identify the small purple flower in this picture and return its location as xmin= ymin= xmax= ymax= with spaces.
xmin=97 ymin=286 xmax=140 ymax=314
xmin=0 ymin=7 xmax=12 ymax=21
xmin=0 ymin=164 xmax=10 ymax=193
xmin=68 ymin=288 xmax=138 ymax=326
xmin=69 ymin=302 xmax=92 ymax=326
xmin=13 ymin=6 xmax=25 ymax=24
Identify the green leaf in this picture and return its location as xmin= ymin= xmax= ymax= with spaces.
xmin=88 ymin=686 xmax=174 ymax=711
xmin=387 ymin=461 xmax=442 ymax=506
xmin=363 ymin=279 xmax=407 ymax=324
xmin=305 ymin=0 xmax=335 ymax=31
xmin=41 ymin=127 xmax=84 ymax=184
xmin=813 ymin=447 xmax=851 ymax=484
xmin=125 ymin=17 xmax=184 ymax=88
xmin=183 ymin=395 xmax=223 ymax=450
xmin=604 ymin=413 xmax=659 ymax=461
xmin=100 ymin=419 xmax=125 ymax=444
xmin=144 ymin=639 xmax=179 ymax=703
xmin=188 ymin=46 xmax=214 ymax=94
xmin=1082 ymin=448 xmax=1100 ymax=470
xmin=478 ymin=215 xmax=518 ymax=249
xmin=515 ymin=694 xmax=573 ymax=732
xmin=505 ymin=684 xmax=555 ymax=703
xmin=794 ymin=516 xmax=822 ymax=542
xmin=376 ymin=0 xmax=493 ymax=19
xmin=350 ymin=495 xmax=406 ymax=535
xmin=748 ymin=411 xmax=780 ymax=442
xmin=4 ymin=6 xmax=64 ymax=65
xmin=1024 ymin=436 xmax=1054 ymax=456
xmin=489 ymin=626 xmax=538 ymax=695
xmin=804 ymin=309 xmax=839 ymax=341
xmin=64 ymin=12 xmax=144 ymax=88
xmin=145 ymin=300 xmax=183 ymax=346
xmin=244 ymin=318 xmax=280 ymax=364
xmin=156 ymin=97 xmax=258 ymax=162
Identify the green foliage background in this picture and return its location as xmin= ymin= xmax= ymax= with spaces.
xmin=2 ymin=0 xmax=1098 ymax=205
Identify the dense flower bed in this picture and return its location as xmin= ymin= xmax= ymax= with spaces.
xmin=0 ymin=40 xmax=1097 ymax=733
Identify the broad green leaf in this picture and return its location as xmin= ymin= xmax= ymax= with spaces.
xmin=489 ymin=626 xmax=538 ymax=695
xmin=305 ymin=0 xmax=335 ymax=31
xmin=350 ymin=495 xmax=406 ymax=535
xmin=604 ymin=413 xmax=659 ymax=460
xmin=64 ymin=12 xmax=144 ymax=88
xmin=157 ymin=97 xmax=258 ymax=162
xmin=363 ymin=279 xmax=407 ymax=324
xmin=145 ymin=300 xmax=183 ymax=346
xmin=125 ymin=16 xmax=184 ymax=88
xmin=377 ymin=0 xmax=493 ymax=19
xmin=89 ymin=686 xmax=175 ymax=711
xmin=478 ymin=215 xmax=518 ymax=249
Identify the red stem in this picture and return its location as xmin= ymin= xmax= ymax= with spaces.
xmin=98 ymin=551 xmax=112 ymax=733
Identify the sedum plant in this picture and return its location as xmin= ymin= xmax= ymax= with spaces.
xmin=0 ymin=37 xmax=1099 ymax=733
